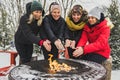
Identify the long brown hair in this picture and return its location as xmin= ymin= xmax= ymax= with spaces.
xmin=68 ymin=5 xmax=88 ymax=22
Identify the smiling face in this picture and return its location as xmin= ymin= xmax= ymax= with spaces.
xmin=70 ymin=5 xmax=84 ymax=23
xmin=32 ymin=10 xmax=42 ymax=20
xmin=72 ymin=13 xmax=82 ymax=23
xmin=51 ymin=9 xmax=61 ymax=20
xmin=88 ymin=16 xmax=98 ymax=25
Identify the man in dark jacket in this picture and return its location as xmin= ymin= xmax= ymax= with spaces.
xmin=15 ymin=1 xmax=51 ymax=64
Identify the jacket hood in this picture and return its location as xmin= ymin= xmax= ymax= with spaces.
xmin=26 ymin=2 xmax=32 ymax=16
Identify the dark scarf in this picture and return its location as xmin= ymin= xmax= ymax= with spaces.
xmin=48 ymin=14 xmax=62 ymax=23
xmin=87 ymin=21 xmax=100 ymax=28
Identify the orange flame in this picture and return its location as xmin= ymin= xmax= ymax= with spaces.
xmin=48 ymin=54 xmax=73 ymax=73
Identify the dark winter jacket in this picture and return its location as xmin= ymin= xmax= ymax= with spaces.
xmin=43 ymin=14 xmax=66 ymax=43
xmin=65 ymin=16 xmax=85 ymax=46
xmin=66 ymin=29 xmax=83 ymax=46
xmin=77 ymin=20 xmax=111 ymax=58
xmin=15 ymin=2 xmax=45 ymax=45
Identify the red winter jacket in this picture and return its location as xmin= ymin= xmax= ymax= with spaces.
xmin=77 ymin=20 xmax=110 ymax=58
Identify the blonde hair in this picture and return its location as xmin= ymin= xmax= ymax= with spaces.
xmin=27 ymin=14 xmax=43 ymax=26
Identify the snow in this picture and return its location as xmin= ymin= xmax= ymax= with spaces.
xmin=0 ymin=53 xmax=10 ymax=68
xmin=111 ymin=70 xmax=120 ymax=80
xmin=0 ymin=53 xmax=120 ymax=80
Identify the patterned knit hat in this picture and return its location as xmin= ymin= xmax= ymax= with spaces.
xmin=49 ymin=2 xmax=61 ymax=13
xmin=31 ymin=1 xmax=43 ymax=12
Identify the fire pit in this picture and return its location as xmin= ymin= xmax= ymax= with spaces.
xmin=8 ymin=59 xmax=106 ymax=80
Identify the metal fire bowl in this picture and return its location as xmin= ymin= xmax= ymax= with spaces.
xmin=8 ymin=59 xmax=106 ymax=80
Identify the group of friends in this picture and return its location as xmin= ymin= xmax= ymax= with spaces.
xmin=14 ymin=1 xmax=111 ymax=64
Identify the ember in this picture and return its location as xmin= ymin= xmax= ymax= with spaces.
xmin=48 ymin=54 xmax=75 ymax=73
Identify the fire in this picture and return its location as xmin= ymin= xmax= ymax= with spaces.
xmin=48 ymin=54 xmax=73 ymax=73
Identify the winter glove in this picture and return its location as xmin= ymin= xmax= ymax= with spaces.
xmin=64 ymin=39 xmax=71 ymax=48
xmin=70 ymin=40 xmax=76 ymax=49
xmin=43 ymin=39 xmax=51 ymax=52
xmin=54 ymin=39 xmax=65 ymax=51
xmin=73 ymin=47 xmax=83 ymax=57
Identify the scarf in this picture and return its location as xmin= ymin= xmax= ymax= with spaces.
xmin=66 ymin=17 xmax=86 ymax=31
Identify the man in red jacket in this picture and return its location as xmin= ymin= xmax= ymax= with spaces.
xmin=73 ymin=6 xmax=111 ymax=64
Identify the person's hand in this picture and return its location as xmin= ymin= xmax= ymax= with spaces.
xmin=64 ymin=39 xmax=71 ymax=48
xmin=54 ymin=39 xmax=60 ymax=49
xmin=45 ymin=39 xmax=51 ymax=44
xmin=43 ymin=40 xmax=51 ymax=52
xmin=54 ymin=39 xmax=65 ymax=51
xmin=70 ymin=40 xmax=76 ymax=49
xmin=73 ymin=47 xmax=83 ymax=57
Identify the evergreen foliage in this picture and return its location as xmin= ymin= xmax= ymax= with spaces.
xmin=107 ymin=0 xmax=120 ymax=70
xmin=0 ymin=5 xmax=12 ymax=50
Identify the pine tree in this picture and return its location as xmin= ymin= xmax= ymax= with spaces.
xmin=0 ymin=4 xmax=12 ymax=50
xmin=107 ymin=0 xmax=120 ymax=70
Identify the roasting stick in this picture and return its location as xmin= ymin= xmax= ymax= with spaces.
xmin=58 ymin=47 xmax=70 ymax=59
xmin=64 ymin=47 xmax=70 ymax=59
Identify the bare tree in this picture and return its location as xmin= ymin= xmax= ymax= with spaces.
xmin=0 ymin=0 xmax=76 ymax=50
xmin=56 ymin=0 xmax=76 ymax=18
xmin=38 ymin=0 xmax=76 ymax=18
xmin=38 ymin=0 xmax=49 ymax=14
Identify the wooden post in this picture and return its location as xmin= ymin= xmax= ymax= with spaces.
xmin=102 ymin=56 xmax=112 ymax=80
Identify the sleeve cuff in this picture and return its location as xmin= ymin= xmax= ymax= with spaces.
xmin=39 ymin=39 xmax=46 ymax=46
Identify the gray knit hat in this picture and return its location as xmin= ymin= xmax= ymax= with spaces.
xmin=88 ymin=6 xmax=103 ymax=20
xmin=31 ymin=1 xmax=43 ymax=12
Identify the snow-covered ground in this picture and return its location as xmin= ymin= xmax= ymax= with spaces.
xmin=0 ymin=53 xmax=120 ymax=80
xmin=111 ymin=70 xmax=120 ymax=80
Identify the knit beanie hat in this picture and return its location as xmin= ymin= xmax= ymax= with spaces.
xmin=31 ymin=1 xmax=43 ymax=12
xmin=49 ymin=2 xmax=61 ymax=13
xmin=88 ymin=6 xmax=103 ymax=20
